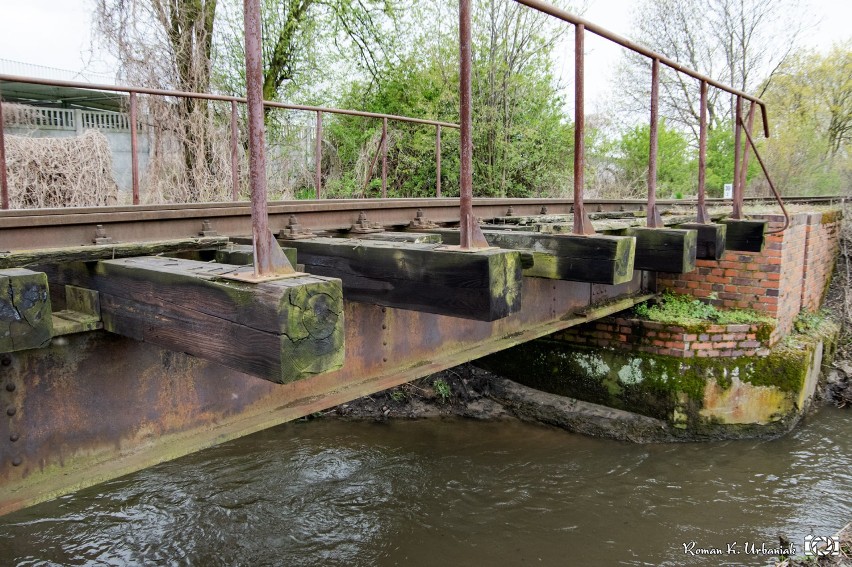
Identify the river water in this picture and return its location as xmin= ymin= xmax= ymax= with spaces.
xmin=1 ymin=407 xmax=849 ymax=566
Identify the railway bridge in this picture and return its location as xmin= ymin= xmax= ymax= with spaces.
xmin=0 ymin=0 xmax=842 ymax=515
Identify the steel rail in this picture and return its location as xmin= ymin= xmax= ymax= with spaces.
xmin=0 ymin=196 xmax=840 ymax=252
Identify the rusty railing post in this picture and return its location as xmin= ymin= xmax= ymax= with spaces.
xmin=738 ymin=101 xmax=756 ymax=195
xmin=244 ymin=0 xmax=288 ymax=276
xmin=230 ymin=100 xmax=240 ymax=200
xmin=573 ymin=23 xmax=594 ymax=235
xmin=435 ymin=125 xmax=442 ymax=198
xmin=381 ymin=116 xmax=388 ymax=198
xmin=732 ymin=95 xmax=744 ymax=219
xmin=697 ymin=80 xmax=708 ymax=223
xmin=0 ymin=95 xmax=8 ymax=210
xmin=129 ymin=91 xmax=140 ymax=205
xmin=315 ymin=110 xmax=323 ymax=199
xmin=739 ymin=115 xmax=790 ymax=234
xmin=458 ymin=0 xmax=489 ymax=249
xmin=647 ymin=58 xmax=662 ymax=227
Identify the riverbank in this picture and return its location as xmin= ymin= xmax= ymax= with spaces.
xmin=776 ymin=522 xmax=851 ymax=566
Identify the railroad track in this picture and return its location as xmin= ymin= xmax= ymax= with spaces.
xmin=0 ymin=195 xmax=843 ymax=252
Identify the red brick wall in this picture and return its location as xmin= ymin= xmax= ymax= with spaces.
xmin=555 ymin=319 xmax=771 ymax=359
xmin=656 ymin=211 xmax=840 ymax=343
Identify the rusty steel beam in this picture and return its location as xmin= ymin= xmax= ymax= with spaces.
xmin=459 ymin=0 xmax=489 ymax=249
xmin=129 ymin=92 xmax=140 ymax=206
xmin=0 ymin=272 xmax=648 ymax=516
xmin=697 ymin=80 xmax=708 ymax=224
xmin=0 ymin=95 xmax=7 ymax=210
xmin=230 ymin=100 xmax=240 ymax=201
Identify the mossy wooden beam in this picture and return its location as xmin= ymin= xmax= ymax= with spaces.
xmin=0 ymin=237 xmax=230 ymax=269
xmin=52 ymin=285 xmax=103 ymax=336
xmin=421 ymin=228 xmax=635 ymax=285
xmin=283 ymin=237 xmax=522 ymax=321
xmin=165 ymin=243 xmax=299 ymax=267
xmin=622 ymin=227 xmax=697 ymax=273
xmin=677 ymin=223 xmax=727 ymax=260
xmin=0 ymin=268 xmax=53 ymax=353
xmin=354 ymin=232 xmax=443 ymax=244
xmin=43 ymin=257 xmax=345 ymax=383
xmin=719 ymin=219 xmax=767 ymax=252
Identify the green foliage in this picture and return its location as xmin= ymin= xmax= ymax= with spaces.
xmin=761 ymin=43 xmax=852 ymax=196
xmin=433 ymin=378 xmax=451 ymax=403
xmin=617 ymin=121 xmax=694 ymax=196
xmin=794 ymin=310 xmax=829 ymax=334
xmin=634 ymin=292 xmax=774 ymax=327
xmin=390 ymin=389 xmax=407 ymax=402
xmin=324 ymin=0 xmax=574 ymax=199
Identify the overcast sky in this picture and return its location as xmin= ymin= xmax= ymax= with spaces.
xmin=0 ymin=0 xmax=849 ymax=111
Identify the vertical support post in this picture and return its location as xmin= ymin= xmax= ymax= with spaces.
xmin=315 ymin=110 xmax=323 ymax=199
xmin=0 ymin=95 xmax=8 ymax=210
xmin=230 ymin=100 xmax=240 ymax=201
xmin=738 ymin=101 xmax=756 ymax=194
xmin=697 ymin=80 xmax=708 ymax=224
xmin=458 ymin=0 xmax=488 ymax=249
xmin=435 ymin=125 xmax=442 ymax=198
xmin=381 ymin=116 xmax=388 ymax=198
xmin=647 ymin=58 xmax=662 ymax=228
xmin=244 ymin=0 xmax=274 ymax=275
xmin=573 ymin=23 xmax=593 ymax=235
xmin=732 ymin=95 xmax=744 ymax=219
xmin=129 ymin=91 xmax=140 ymax=205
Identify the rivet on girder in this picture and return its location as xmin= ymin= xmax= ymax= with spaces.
xmin=506 ymin=206 xmax=514 ymax=217
xmin=1 ymin=356 xmax=10 ymax=366
xmin=279 ymin=215 xmax=315 ymax=240
xmin=540 ymin=206 xmax=548 ymax=215
xmin=93 ymin=225 xmax=114 ymax=245
xmin=12 ymin=457 xmax=22 ymax=467
xmin=10 ymin=433 xmax=19 ymax=442
xmin=199 ymin=219 xmax=219 ymax=237
xmin=6 ymin=406 xmax=16 ymax=417
xmin=5 ymin=382 xmax=14 ymax=392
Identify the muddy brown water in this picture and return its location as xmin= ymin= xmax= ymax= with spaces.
xmin=0 ymin=407 xmax=849 ymax=566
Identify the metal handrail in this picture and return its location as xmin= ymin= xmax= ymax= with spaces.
xmin=0 ymin=73 xmax=458 ymax=209
xmin=509 ymin=0 xmax=784 ymax=233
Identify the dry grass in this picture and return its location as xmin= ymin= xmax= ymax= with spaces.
xmin=5 ymin=131 xmax=118 ymax=208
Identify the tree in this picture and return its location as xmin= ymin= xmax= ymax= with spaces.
xmin=325 ymin=0 xmax=575 ymax=198
xmin=617 ymin=120 xmax=693 ymax=197
xmin=614 ymin=0 xmax=808 ymax=138
xmin=759 ymin=43 xmax=852 ymax=194
xmin=95 ymin=0 xmax=219 ymax=200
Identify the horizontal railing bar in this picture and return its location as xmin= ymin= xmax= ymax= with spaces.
xmin=0 ymin=74 xmax=459 ymax=129
xmin=510 ymin=0 xmax=770 ymax=137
